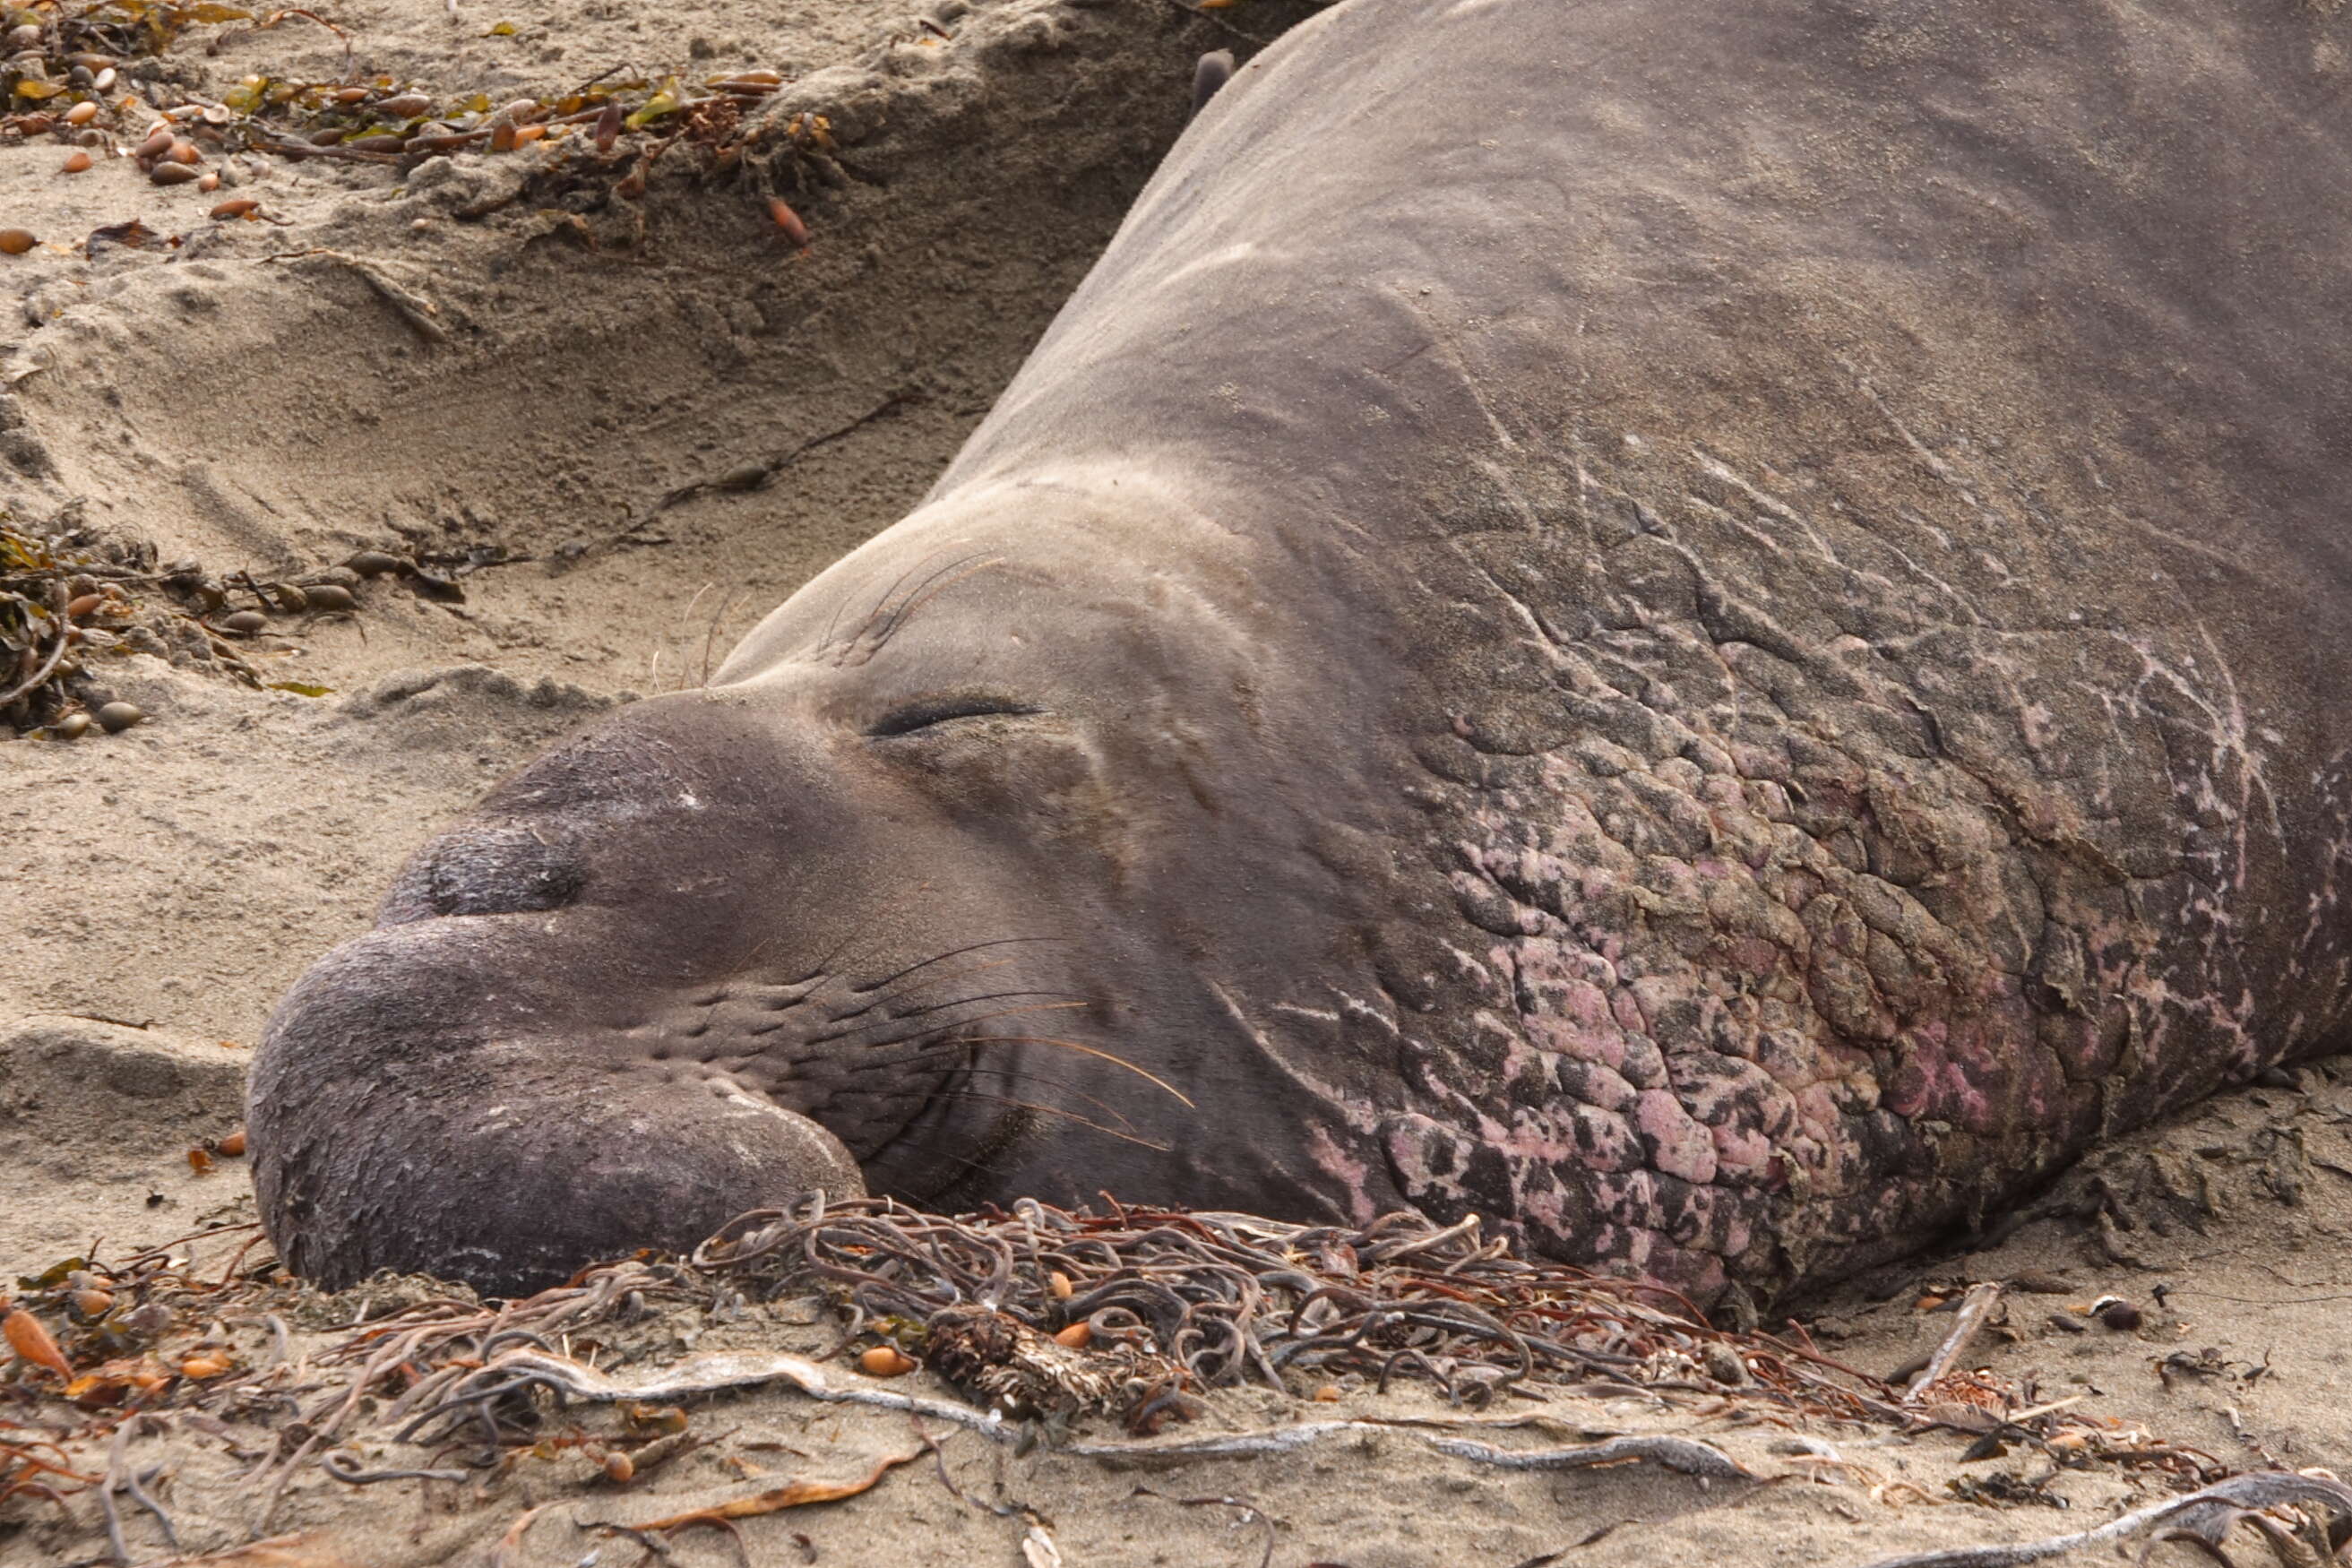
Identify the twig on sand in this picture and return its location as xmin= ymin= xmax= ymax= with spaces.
xmin=260 ymin=250 xmax=450 ymax=343
xmin=1849 ymin=1470 xmax=2352 ymax=1568
xmin=623 ymin=391 xmax=921 ymax=538
xmin=1905 ymin=1282 xmax=2004 ymax=1403
xmin=0 ymin=584 xmax=73 ymax=711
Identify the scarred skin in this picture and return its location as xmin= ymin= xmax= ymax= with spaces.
xmin=251 ymin=0 xmax=2352 ymax=1299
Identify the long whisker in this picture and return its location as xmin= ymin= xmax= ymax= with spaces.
xmin=814 ymin=995 xmax=1088 ymax=1046
xmin=827 ymin=1086 xmax=1172 ymax=1153
xmin=844 ymin=554 xmax=942 ymax=650
xmin=871 ymin=556 xmax=1005 ymax=649
xmin=849 ymin=936 xmax=1067 ymax=996
xmin=863 ymin=954 xmax=1025 ymax=1006
xmin=866 ymin=551 xmax=1000 ymax=649
xmin=943 ymin=1091 xmax=1174 ymax=1152
xmin=942 ymin=1033 xmax=1196 ymax=1109
xmin=741 ymin=878 xmax=938 ymax=984
xmin=954 ymin=1064 xmax=1150 ymax=1138
xmin=779 ymin=1000 xmax=1094 ymax=1063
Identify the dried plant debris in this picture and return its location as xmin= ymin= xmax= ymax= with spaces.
xmin=1 ymin=0 xmax=823 ymax=229
xmin=0 ymin=1200 xmax=2285 ymax=1562
xmin=0 ymin=513 xmax=461 ymax=731
xmin=0 ymin=510 xmax=159 ymax=731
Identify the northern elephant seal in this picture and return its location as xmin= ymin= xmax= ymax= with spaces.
xmin=252 ymin=0 xmax=2352 ymax=1299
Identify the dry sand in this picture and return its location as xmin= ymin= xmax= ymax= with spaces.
xmin=4 ymin=2 xmax=2352 ymax=1564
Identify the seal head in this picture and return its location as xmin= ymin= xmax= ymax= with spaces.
xmin=252 ymin=475 xmax=1396 ymax=1294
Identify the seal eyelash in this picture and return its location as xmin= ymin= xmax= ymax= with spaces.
xmin=866 ymin=694 xmax=1043 ymax=738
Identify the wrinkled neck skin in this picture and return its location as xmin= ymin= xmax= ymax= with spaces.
xmin=921 ymin=0 xmax=2352 ymax=1297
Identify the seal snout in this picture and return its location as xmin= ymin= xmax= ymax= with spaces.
xmin=379 ymin=822 xmax=586 ymax=923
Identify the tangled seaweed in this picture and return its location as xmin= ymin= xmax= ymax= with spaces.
xmin=0 ymin=511 xmax=158 ymax=729
xmin=0 ymin=1199 xmax=2248 ymax=1559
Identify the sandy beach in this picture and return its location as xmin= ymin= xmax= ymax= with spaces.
xmin=6 ymin=2 xmax=2352 ymax=1563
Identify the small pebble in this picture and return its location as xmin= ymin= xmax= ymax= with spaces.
xmin=1052 ymin=1322 xmax=1090 ymax=1348
xmin=218 ymin=1129 xmax=247 ymax=1157
xmin=268 ymin=584 xmax=309 ymax=612
xmin=221 ymin=610 xmax=267 ymax=634
xmin=345 ymin=549 xmax=407 ymax=578
xmin=0 ymin=230 xmax=36 ymax=256
xmin=65 ymin=593 xmax=103 ymax=619
xmin=304 ymin=584 xmax=356 ymax=612
xmin=151 ymin=162 xmax=201 ymax=186
xmin=768 ymin=196 xmax=809 ymax=248
xmin=601 ymin=1451 xmax=634 ymax=1484
xmin=65 ymin=100 xmax=98 ymax=125
xmin=94 ymin=701 xmax=142 ymax=733
xmin=210 ymin=197 xmax=260 ymax=220
xmin=377 ymin=91 xmax=433 ymax=117
xmin=168 ymin=139 xmax=200 ymax=165
xmin=60 ymin=151 xmax=91 ymax=174
xmin=858 ymin=1346 xmax=916 ymax=1377
xmin=1702 ymin=1340 xmax=1751 ymax=1386
xmin=196 ymin=171 xmax=219 ymax=193
xmin=52 ymin=712 xmax=90 ymax=740
xmin=69 ymin=1288 xmax=113 ymax=1319
xmin=135 ymin=125 xmax=174 ymax=160
xmin=2006 ymin=1270 xmax=2075 ymax=1295
xmin=1313 ymin=1384 xmax=1341 ymax=1402
xmin=2094 ymin=1297 xmax=2143 ymax=1331
xmin=1047 ymin=1271 xmax=1073 ymax=1300
xmin=179 ymin=1356 xmax=228 ymax=1380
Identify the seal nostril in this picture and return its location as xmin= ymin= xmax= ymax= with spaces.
xmin=382 ymin=824 xmax=586 ymax=922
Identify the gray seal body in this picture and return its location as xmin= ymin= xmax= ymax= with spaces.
xmin=252 ymin=0 xmax=2352 ymax=1299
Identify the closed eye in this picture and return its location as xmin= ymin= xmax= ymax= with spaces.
xmin=866 ymin=694 xmax=1045 ymax=738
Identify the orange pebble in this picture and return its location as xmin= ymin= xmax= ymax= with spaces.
xmin=218 ymin=1128 xmax=248 ymax=1156
xmin=179 ymin=1356 xmax=228 ymax=1380
xmin=1052 ymin=1322 xmax=1091 ymax=1349
xmin=601 ymin=1451 xmax=635 ymax=1483
xmin=4 ymin=1308 xmax=71 ymax=1378
xmin=65 ymin=101 xmax=99 ymax=125
xmin=187 ymin=1147 xmax=215 ymax=1174
xmin=209 ymin=198 xmax=260 ymax=221
xmin=1313 ymin=1384 xmax=1342 ymax=1402
xmin=1047 ymin=1271 xmax=1073 ymax=1300
xmin=61 ymin=151 xmax=91 ymax=173
xmin=858 ymin=1346 xmax=916 ymax=1377
xmin=66 ymin=593 xmax=104 ymax=620
xmin=767 ymin=195 xmax=808 ymax=248
xmin=513 ymin=123 xmax=546 ymax=145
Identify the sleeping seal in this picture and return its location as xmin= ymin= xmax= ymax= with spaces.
xmin=251 ymin=0 xmax=2352 ymax=1298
